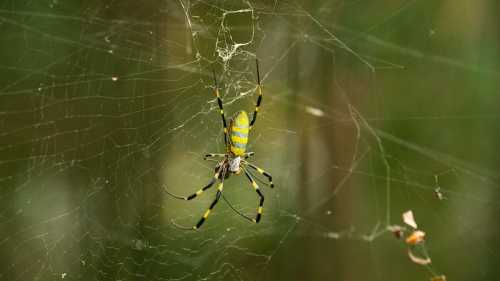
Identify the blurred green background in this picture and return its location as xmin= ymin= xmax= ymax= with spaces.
xmin=1 ymin=0 xmax=499 ymax=280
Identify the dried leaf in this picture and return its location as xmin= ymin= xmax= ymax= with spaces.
xmin=434 ymin=187 xmax=445 ymax=200
xmin=408 ymin=248 xmax=431 ymax=265
xmin=402 ymin=210 xmax=418 ymax=229
xmin=406 ymin=230 xmax=426 ymax=245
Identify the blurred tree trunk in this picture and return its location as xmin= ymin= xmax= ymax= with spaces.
xmin=293 ymin=4 xmax=363 ymax=280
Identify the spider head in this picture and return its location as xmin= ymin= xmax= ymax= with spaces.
xmin=228 ymin=156 xmax=242 ymax=174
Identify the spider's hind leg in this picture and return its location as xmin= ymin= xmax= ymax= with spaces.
xmin=243 ymin=168 xmax=265 ymax=223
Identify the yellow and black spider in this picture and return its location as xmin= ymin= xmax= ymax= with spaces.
xmin=165 ymin=59 xmax=274 ymax=229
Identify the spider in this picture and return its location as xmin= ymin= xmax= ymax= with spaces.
xmin=165 ymin=59 xmax=274 ymax=230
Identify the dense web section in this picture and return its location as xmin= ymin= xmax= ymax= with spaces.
xmin=1 ymin=0 xmax=500 ymax=280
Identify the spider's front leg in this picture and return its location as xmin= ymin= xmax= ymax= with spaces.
xmin=212 ymin=70 xmax=229 ymax=147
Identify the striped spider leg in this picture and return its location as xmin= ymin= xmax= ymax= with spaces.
xmin=164 ymin=162 xmax=228 ymax=230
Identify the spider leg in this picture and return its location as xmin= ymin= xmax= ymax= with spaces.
xmin=203 ymin=152 xmax=252 ymax=160
xmin=203 ymin=158 xmax=220 ymax=164
xmin=242 ymin=160 xmax=274 ymax=188
xmin=221 ymin=195 xmax=253 ymax=222
xmin=163 ymin=165 xmax=223 ymax=200
xmin=243 ymin=168 xmax=265 ymax=223
xmin=193 ymin=169 xmax=227 ymax=229
xmin=245 ymin=167 xmax=272 ymax=188
xmin=212 ymin=70 xmax=229 ymax=147
xmin=244 ymin=152 xmax=254 ymax=159
xmin=249 ymin=59 xmax=263 ymax=129
xmin=203 ymin=153 xmax=226 ymax=160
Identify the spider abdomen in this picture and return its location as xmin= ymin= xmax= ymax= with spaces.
xmin=229 ymin=111 xmax=249 ymax=156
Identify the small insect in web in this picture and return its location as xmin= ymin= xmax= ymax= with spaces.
xmin=164 ymin=59 xmax=274 ymax=230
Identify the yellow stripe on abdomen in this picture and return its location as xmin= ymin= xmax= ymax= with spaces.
xmin=230 ymin=147 xmax=246 ymax=156
xmin=230 ymin=111 xmax=250 ymax=156
xmin=231 ymin=135 xmax=248 ymax=144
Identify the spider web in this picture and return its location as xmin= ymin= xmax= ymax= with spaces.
xmin=1 ymin=0 xmax=500 ymax=280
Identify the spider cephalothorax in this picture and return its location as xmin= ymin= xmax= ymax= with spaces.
xmin=165 ymin=59 xmax=274 ymax=229
xmin=213 ymin=156 xmax=241 ymax=179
